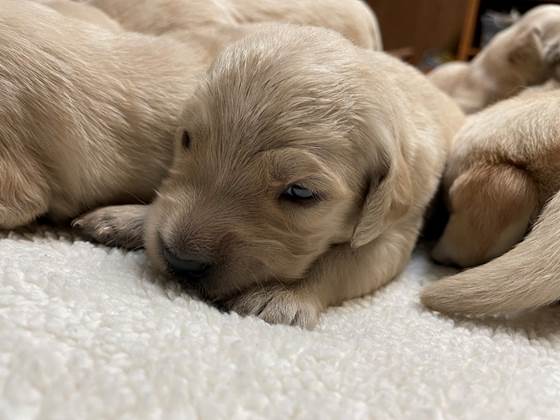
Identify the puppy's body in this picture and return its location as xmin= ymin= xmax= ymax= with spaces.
xmin=132 ymin=27 xmax=460 ymax=327
xmin=0 ymin=0 xmax=211 ymax=227
xmin=424 ymin=90 xmax=560 ymax=316
xmin=1 ymin=2 xmax=461 ymax=328
xmin=88 ymin=0 xmax=382 ymax=50
xmin=428 ymin=5 xmax=560 ymax=113
xmin=35 ymin=0 xmax=122 ymax=31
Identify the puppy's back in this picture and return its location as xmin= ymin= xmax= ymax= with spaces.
xmin=447 ymin=91 xmax=560 ymax=198
xmin=0 ymin=0 xmax=202 ymax=219
xmin=40 ymin=0 xmax=122 ymax=31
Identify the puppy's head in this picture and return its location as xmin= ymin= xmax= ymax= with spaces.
xmin=432 ymin=164 xmax=537 ymax=268
xmin=145 ymin=26 xmax=411 ymax=299
xmin=506 ymin=26 xmax=548 ymax=85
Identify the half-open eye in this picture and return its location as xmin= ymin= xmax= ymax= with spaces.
xmin=181 ymin=130 xmax=191 ymax=149
xmin=281 ymin=184 xmax=316 ymax=202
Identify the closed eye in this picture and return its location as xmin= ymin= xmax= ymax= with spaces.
xmin=181 ymin=129 xmax=191 ymax=149
xmin=280 ymin=184 xmax=320 ymax=204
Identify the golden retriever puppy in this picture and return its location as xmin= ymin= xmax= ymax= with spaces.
xmin=87 ymin=0 xmax=382 ymax=50
xmin=424 ymin=90 xmax=560 ymax=316
xmin=0 ymin=0 xmax=213 ymax=228
xmin=428 ymin=4 xmax=560 ymax=114
xmin=34 ymin=0 xmax=121 ymax=31
xmin=425 ymin=189 xmax=560 ymax=316
xmin=75 ymin=26 xmax=463 ymax=328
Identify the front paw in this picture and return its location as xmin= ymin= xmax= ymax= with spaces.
xmin=72 ymin=205 xmax=145 ymax=249
xmin=223 ymin=285 xmax=321 ymax=329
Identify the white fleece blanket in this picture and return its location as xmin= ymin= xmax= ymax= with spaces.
xmin=1 ymin=227 xmax=560 ymax=420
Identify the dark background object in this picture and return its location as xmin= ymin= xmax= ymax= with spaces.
xmin=366 ymin=0 xmax=560 ymax=66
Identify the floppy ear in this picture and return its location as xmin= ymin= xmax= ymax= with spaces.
xmin=507 ymin=26 xmax=544 ymax=68
xmin=350 ymin=145 xmax=412 ymax=248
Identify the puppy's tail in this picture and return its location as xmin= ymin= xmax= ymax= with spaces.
xmin=422 ymin=190 xmax=560 ymax=316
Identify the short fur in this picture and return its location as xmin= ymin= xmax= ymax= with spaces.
xmin=87 ymin=0 xmax=382 ymax=50
xmin=0 ymin=0 xmax=212 ymax=227
xmin=0 ymin=2 xmax=462 ymax=328
xmin=136 ymin=27 xmax=463 ymax=328
xmin=424 ymin=90 xmax=560 ymax=316
xmin=428 ymin=5 xmax=560 ymax=113
xmin=35 ymin=0 xmax=122 ymax=31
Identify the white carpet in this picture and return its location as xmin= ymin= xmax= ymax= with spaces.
xmin=1 ymin=227 xmax=560 ymax=420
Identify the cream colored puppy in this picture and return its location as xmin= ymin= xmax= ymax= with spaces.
xmin=424 ymin=90 xmax=560 ymax=316
xmin=0 ymin=0 xmax=214 ymax=229
xmin=35 ymin=0 xmax=121 ymax=31
xmin=87 ymin=0 xmax=382 ymax=50
xmin=428 ymin=4 xmax=560 ymax=113
xmin=75 ymin=28 xmax=462 ymax=328
xmin=1 ymin=1 xmax=461 ymax=328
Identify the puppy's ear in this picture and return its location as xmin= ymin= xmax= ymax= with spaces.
xmin=351 ymin=146 xmax=412 ymax=248
xmin=507 ymin=26 xmax=544 ymax=67
xmin=432 ymin=164 xmax=538 ymax=267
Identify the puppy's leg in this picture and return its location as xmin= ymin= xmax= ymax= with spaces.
xmin=0 ymin=154 xmax=49 ymax=229
xmin=73 ymin=204 xmax=148 ymax=249
xmin=225 ymin=216 xmax=420 ymax=329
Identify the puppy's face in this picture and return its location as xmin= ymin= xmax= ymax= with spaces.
xmin=144 ymin=31 xmax=386 ymax=300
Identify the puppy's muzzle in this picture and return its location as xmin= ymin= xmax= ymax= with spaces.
xmin=161 ymin=241 xmax=213 ymax=282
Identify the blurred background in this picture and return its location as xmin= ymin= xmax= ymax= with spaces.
xmin=366 ymin=0 xmax=560 ymax=69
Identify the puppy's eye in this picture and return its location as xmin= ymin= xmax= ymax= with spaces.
xmin=281 ymin=184 xmax=316 ymax=202
xmin=181 ymin=130 xmax=191 ymax=149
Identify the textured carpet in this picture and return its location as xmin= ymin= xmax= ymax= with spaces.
xmin=1 ymin=227 xmax=560 ymax=420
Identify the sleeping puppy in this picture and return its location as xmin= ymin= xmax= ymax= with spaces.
xmin=428 ymin=4 xmax=560 ymax=114
xmin=0 ymin=0 xmax=217 ymax=229
xmin=424 ymin=90 xmax=560 ymax=316
xmin=74 ymin=27 xmax=463 ymax=328
xmin=33 ymin=0 xmax=121 ymax=31
xmin=87 ymin=0 xmax=382 ymax=50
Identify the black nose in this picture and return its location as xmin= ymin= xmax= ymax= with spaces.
xmin=162 ymin=245 xmax=212 ymax=281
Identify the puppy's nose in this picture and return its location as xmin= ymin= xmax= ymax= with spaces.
xmin=162 ymin=245 xmax=212 ymax=281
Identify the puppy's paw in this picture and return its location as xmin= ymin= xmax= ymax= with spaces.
xmin=72 ymin=205 xmax=146 ymax=249
xmin=224 ymin=285 xmax=321 ymax=329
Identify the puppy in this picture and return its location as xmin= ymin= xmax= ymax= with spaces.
xmin=87 ymin=0 xmax=382 ymax=50
xmin=428 ymin=4 xmax=560 ymax=114
xmin=424 ymin=90 xmax=560 ymax=316
xmin=0 ymin=0 xmax=217 ymax=229
xmin=34 ymin=0 xmax=122 ymax=31
xmin=74 ymin=26 xmax=463 ymax=328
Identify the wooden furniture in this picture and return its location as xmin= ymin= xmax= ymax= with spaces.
xmin=368 ymin=0 xmax=560 ymax=64
xmin=458 ymin=0 xmax=480 ymax=60
xmin=367 ymin=0 xmax=470 ymax=64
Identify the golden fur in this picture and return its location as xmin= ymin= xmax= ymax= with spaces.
xmin=34 ymin=0 xmax=122 ymax=31
xmin=0 ymin=0 xmax=212 ymax=227
xmin=0 ymin=2 xmax=462 ymax=328
xmin=424 ymin=89 xmax=560 ymax=316
xmin=135 ymin=27 xmax=462 ymax=328
xmin=88 ymin=0 xmax=382 ymax=50
xmin=428 ymin=5 xmax=560 ymax=113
